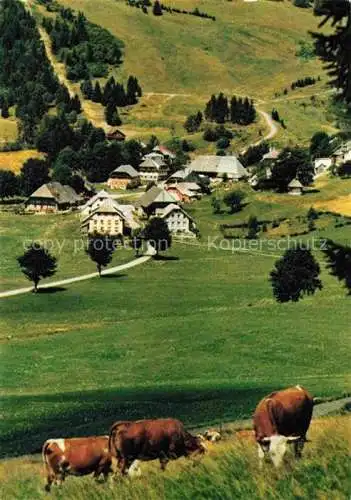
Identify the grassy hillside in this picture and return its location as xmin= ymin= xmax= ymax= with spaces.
xmin=0 ymin=417 xmax=350 ymax=499
xmin=1 ymin=178 xmax=350 ymax=457
xmin=57 ymin=0 xmax=324 ymax=97
xmin=41 ymin=0 xmax=337 ymax=145
xmin=0 ymin=150 xmax=43 ymax=174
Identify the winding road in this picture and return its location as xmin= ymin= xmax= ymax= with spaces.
xmin=0 ymin=255 xmax=151 ymax=299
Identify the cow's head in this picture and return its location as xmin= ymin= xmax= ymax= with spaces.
xmin=203 ymin=430 xmax=222 ymax=442
xmin=259 ymin=435 xmax=300 ymax=467
xmin=185 ymin=433 xmax=207 ymax=460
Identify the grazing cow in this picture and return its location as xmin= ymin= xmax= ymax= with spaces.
xmin=109 ymin=418 xmax=206 ymax=475
xmin=42 ymin=436 xmax=114 ymax=491
xmin=253 ymin=385 xmax=313 ymax=467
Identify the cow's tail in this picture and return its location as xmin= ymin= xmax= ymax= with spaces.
xmin=109 ymin=422 xmax=123 ymax=457
xmin=42 ymin=440 xmax=52 ymax=474
xmin=108 ymin=426 xmax=116 ymax=455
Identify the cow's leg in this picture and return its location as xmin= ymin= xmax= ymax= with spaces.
xmin=294 ymin=438 xmax=305 ymax=459
xmin=44 ymin=472 xmax=55 ymax=492
xmin=257 ymin=444 xmax=265 ymax=469
xmin=120 ymin=458 xmax=133 ymax=476
xmin=159 ymin=452 xmax=169 ymax=472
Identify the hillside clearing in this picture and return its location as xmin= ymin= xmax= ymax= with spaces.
xmin=0 ymin=150 xmax=43 ymax=174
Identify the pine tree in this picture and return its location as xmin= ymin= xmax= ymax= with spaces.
xmin=80 ymin=79 xmax=93 ymax=99
xmin=105 ymin=103 xmax=122 ymax=126
xmin=312 ymin=0 xmax=351 ymax=104
xmin=92 ymin=81 xmax=103 ymax=103
xmin=70 ymin=94 xmax=82 ymax=113
xmin=1 ymin=100 xmax=9 ymax=118
xmin=205 ymin=95 xmax=217 ymax=121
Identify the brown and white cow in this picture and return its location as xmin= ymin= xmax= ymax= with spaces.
xmin=203 ymin=430 xmax=222 ymax=442
xmin=109 ymin=418 xmax=206 ymax=475
xmin=253 ymin=385 xmax=313 ymax=467
xmin=42 ymin=436 xmax=114 ymax=491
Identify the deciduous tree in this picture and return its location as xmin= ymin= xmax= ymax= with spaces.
xmin=17 ymin=243 xmax=57 ymax=292
xmin=270 ymin=246 xmax=322 ymax=302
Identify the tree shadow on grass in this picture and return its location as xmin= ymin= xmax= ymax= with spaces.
xmin=153 ymin=255 xmax=180 ymax=261
xmin=101 ymin=273 xmax=128 ymax=279
xmin=36 ymin=286 xmax=66 ymax=294
xmin=1 ymin=385 xmax=275 ymax=458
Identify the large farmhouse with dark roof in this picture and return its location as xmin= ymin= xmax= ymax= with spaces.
xmin=25 ymin=182 xmax=81 ymax=212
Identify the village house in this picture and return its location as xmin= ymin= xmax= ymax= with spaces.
xmin=25 ymin=182 xmax=81 ymax=213
xmin=314 ymin=157 xmax=333 ymax=176
xmin=107 ymin=165 xmax=140 ymax=190
xmin=134 ymin=185 xmax=178 ymax=217
xmin=152 ymin=145 xmax=176 ymax=160
xmin=81 ymin=189 xmax=140 ymax=232
xmin=188 ymin=155 xmax=249 ymax=181
xmin=262 ymin=147 xmax=280 ymax=161
xmin=139 ymin=153 xmax=169 ymax=184
xmin=106 ymin=128 xmax=126 ymax=142
xmin=165 ymin=182 xmax=201 ymax=203
xmin=331 ymin=140 xmax=351 ymax=166
xmin=80 ymin=189 xmax=113 ymax=217
xmin=80 ymin=198 xmax=127 ymax=236
xmin=160 ymin=203 xmax=197 ymax=236
xmin=165 ymin=167 xmax=192 ymax=184
xmin=288 ymin=178 xmax=304 ymax=196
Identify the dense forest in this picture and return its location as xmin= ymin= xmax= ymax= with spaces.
xmin=42 ymin=8 xmax=124 ymax=81
xmin=0 ymin=0 xmax=76 ymax=144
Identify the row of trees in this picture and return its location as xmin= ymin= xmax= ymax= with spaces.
xmin=0 ymin=0 xmax=68 ymax=143
xmin=42 ymin=9 xmax=123 ymax=81
xmin=204 ymin=94 xmax=256 ymax=125
xmin=158 ymin=2 xmax=216 ymax=21
xmin=16 ymin=237 xmax=351 ymax=302
xmin=291 ymin=76 xmax=317 ymax=90
xmin=80 ymin=75 xmax=142 ymax=125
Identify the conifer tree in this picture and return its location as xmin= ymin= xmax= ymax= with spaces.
xmin=312 ymin=0 xmax=351 ymax=104
xmin=92 ymin=81 xmax=103 ymax=103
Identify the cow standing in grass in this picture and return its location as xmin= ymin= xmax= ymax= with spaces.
xmin=253 ymin=385 xmax=313 ymax=467
xmin=109 ymin=418 xmax=206 ymax=475
xmin=42 ymin=436 xmax=114 ymax=491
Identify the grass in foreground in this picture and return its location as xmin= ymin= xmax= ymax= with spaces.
xmin=0 ymin=416 xmax=350 ymax=499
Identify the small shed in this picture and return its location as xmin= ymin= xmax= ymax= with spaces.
xmin=288 ymin=178 xmax=303 ymax=196
xmin=106 ymin=129 xmax=126 ymax=142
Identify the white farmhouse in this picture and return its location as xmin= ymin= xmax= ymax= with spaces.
xmin=160 ymin=204 xmax=196 ymax=236
xmin=80 ymin=198 xmax=127 ymax=236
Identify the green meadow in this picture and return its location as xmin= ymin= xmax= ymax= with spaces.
xmin=1 ymin=178 xmax=350 ymax=457
xmin=0 ymin=416 xmax=350 ymax=499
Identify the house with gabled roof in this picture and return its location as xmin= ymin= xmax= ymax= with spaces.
xmin=80 ymin=197 xmax=128 ymax=236
xmin=288 ymin=178 xmax=304 ymax=196
xmin=153 ymin=145 xmax=176 ymax=160
xmin=25 ymin=182 xmax=81 ymax=212
xmin=189 ymin=155 xmax=248 ymax=181
xmin=107 ymin=164 xmax=140 ymax=190
xmin=80 ymin=189 xmax=115 ymax=217
xmin=139 ymin=156 xmax=168 ymax=183
xmin=134 ymin=185 xmax=178 ymax=217
xmin=166 ymin=182 xmax=201 ymax=203
xmin=160 ymin=203 xmax=197 ymax=236
xmin=106 ymin=128 xmax=126 ymax=142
